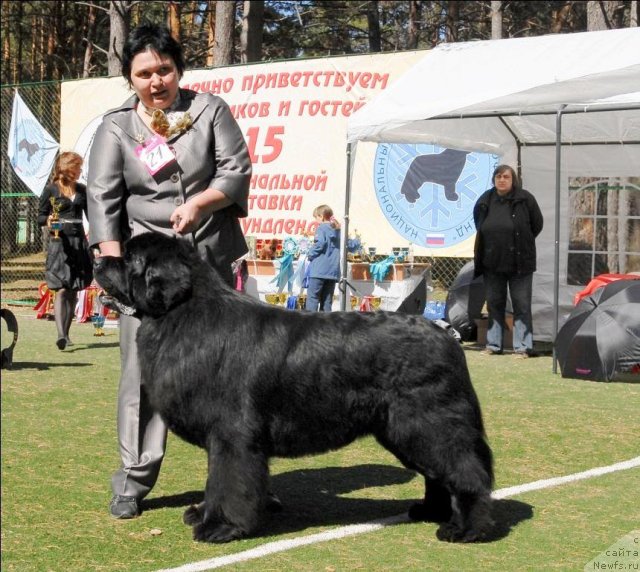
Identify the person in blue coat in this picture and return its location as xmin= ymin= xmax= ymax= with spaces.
xmin=305 ymin=205 xmax=341 ymax=312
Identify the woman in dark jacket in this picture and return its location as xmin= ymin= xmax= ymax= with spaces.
xmin=473 ymin=164 xmax=543 ymax=357
xmin=38 ymin=151 xmax=93 ymax=350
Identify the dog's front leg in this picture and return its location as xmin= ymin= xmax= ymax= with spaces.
xmin=190 ymin=438 xmax=269 ymax=543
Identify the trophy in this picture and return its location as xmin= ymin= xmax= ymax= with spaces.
xmin=264 ymin=293 xmax=288 ymax=306
xmin=49 ymin=197 xmax=63 ymax=240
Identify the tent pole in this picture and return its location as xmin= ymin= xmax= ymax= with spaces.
xmin=552 ymin=106 xmax=565 ymax=374
xmin=340 ymin=142 xmax=353 ymax=311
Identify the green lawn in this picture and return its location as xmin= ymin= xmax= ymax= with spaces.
xmin=2 ymin=308 xmax=639 ymax=571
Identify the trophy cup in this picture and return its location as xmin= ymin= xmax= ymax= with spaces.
xmin=265 ymin=293 xmax=281 ymax=305
xmin=49 ymin=197 xmax=63 ymax=240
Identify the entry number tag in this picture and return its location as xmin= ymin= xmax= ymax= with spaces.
xmin=135 ymin=135 xmax=175 ymax=175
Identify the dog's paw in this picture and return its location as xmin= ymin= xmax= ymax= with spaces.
xmin=408 ymin=501 xmax=451 ymax=523
xmin=193 ymin=522 xmax=245 ymax=543
xmin=436 ymin=523 xmax=482 ymax=543
xmin=183 ymin=504 xmax=204 ymax=526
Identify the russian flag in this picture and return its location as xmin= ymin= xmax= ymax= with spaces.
xmin=426 ymin=233 xmax=445 ymax=246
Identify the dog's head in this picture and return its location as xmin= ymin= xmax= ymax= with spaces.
xmin=94 ymin=233 xmax=195 ymax=318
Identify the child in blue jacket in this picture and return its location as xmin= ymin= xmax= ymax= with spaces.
xmin=305 ymin=205 xmax=341 ymax=312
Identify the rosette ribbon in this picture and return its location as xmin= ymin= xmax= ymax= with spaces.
xmin=271 ymin=252 xmax=295 ymax=292
xmin=292 ymin=254 xmax=309 ymax=290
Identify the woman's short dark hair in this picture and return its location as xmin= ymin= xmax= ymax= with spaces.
xmin=492 ymin=164 xmax=521 ymax=191
xmin=122 ymin=23 xmax=185 ymax=85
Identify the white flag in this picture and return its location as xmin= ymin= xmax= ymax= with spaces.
xmin=7 ymin=91 xmax=60 ymax=197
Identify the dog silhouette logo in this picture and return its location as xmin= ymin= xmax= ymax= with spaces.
xmin=10 ymin=119 xmax=48 ymax=176
xmin=18 ymin=139 xmax=40 ymax=161
xmin=373 ymin=144 xmax=497 ymax=249
xmin=401 ymin=148 xmax=469 ymax=203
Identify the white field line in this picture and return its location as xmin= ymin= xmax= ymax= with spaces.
xmin=156 ymin=456 xmax=640 ymax=572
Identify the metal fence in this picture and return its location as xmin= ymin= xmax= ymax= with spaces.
xmin=0 ymin=81 xmax=469 ymax=306
xmin=1 ymin=82 xmax=61 ymax=303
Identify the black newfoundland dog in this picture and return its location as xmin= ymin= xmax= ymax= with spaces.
xmin=94 ymin=232 xmax=494 ymax=544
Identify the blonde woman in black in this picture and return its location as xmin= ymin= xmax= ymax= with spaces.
xmin=38 ymin=151 xmax=93 ymax=350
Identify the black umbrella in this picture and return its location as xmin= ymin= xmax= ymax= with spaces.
xmin=555 ymin=279 xmax=640 ymax=381
xmin=445 ymin=261 xmax=486 ymax=341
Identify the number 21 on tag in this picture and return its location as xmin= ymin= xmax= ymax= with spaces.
xmin=135 ymin=135 xmax=176 ymax=175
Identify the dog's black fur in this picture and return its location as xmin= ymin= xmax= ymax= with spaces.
xmin=94 ymin=232 xmax=494 ymax=544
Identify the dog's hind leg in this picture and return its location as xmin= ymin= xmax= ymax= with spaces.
xmin=376 ymin=410 xmax=493 ymax=542
xmin=408 ymin=477 xmax=452 ymax=523
xmin=434 ymin=435 xmax=494 ymax=543
xmin=190 ymin=441 xmax=269 ymax=543
xmin=373 ymin=434 xmax=452 ymax=524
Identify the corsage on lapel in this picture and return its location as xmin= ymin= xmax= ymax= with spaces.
xmin=151 ymin=109 xmax=193 ymax=138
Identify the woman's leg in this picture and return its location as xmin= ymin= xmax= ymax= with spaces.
xmin=110 ymin=314 xmax=168 ymax=517
xmin=53 ymin=288 xmax=76 ymax=348
xmin=483 ymin=271 xmax=508 ymax=353
xmin=63 ymin=290 xmax=78 ymax=342
xmin=305 ymin=278 xmax=322 ymax=311
xmin=509 ymin=273 xmax=534 ymax=354
xmin=320 ymin=280 xmax=336 ymax=312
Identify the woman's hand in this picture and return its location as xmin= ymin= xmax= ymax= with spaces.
xmin=170 ymin=201 xmax=204 ymax=235
xmin=170 ymin=188 xmax=233 ymax=235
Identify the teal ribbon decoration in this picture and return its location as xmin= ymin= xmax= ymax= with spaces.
xmin=271 ymin=252 xmax=295 ymax=292
xmin=292 ymin=254 xmax=308 ymax=290
xmin=369 ymin=255 xmax=396 ymax=282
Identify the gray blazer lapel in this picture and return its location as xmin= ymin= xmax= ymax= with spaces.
xmin=165 ymin=89 xmax=208 ymax=143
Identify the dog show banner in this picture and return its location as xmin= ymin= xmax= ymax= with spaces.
xmin=61 ymin=51 xmax=483 ymax=257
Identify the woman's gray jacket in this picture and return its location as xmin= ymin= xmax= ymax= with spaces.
xmin=87 ymin=89 xmax=251 ymax=270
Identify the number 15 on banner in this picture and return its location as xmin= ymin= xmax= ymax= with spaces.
xmin=245 ymin=126 xmax=284 ymax=164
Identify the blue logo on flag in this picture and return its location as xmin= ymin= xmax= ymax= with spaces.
xmin=373 ymin=144 xmax=497 ymax=249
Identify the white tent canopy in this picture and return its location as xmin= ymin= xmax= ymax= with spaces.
xmin=345 ymin=28 xmax=640 ymax=357
xmin=348 ymin=28 xmax=640 ymax=150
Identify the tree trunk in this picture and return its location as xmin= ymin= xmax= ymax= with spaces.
xmin=550 ymin=1 xmax=573 ymax=33
xmin=39 ymin=12 xmax=46 ymax=81
xmin=47 ymin=7 xmax=56 ymax=79
xmin=241 ymin=0 xmax=264 ymax=63
xmin=587 ymin=0 xmax=617 ymax=30
xmin=207 ymin=0 xmax=216 ymax=67
xmin=214 ymin=0 xmax=235 ymax=66
xmin=83 ymin=4 xmax=97 ymax=78
xmin=108 ymin=0 xmax=130 ymax=77
xmin=16 ymin=0 xmax=23 ymax=83
xmin=367 ymin=1 xmax=381 ymax=52
xmin=168 ymin=1 xmax=181 ymax=42
xmin=491 ymin=1 xmax=502 ymax=39
xmin=446 ymin=0 xmax=460 ymax=42
xmin=408 ymin=0 xmax=420 ymax=49
xmin=630 ymin=0 xmax=638 ymax=26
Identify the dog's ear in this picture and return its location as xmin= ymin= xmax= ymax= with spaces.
xmin=142 ymin=259 xmax=192 ymax=317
